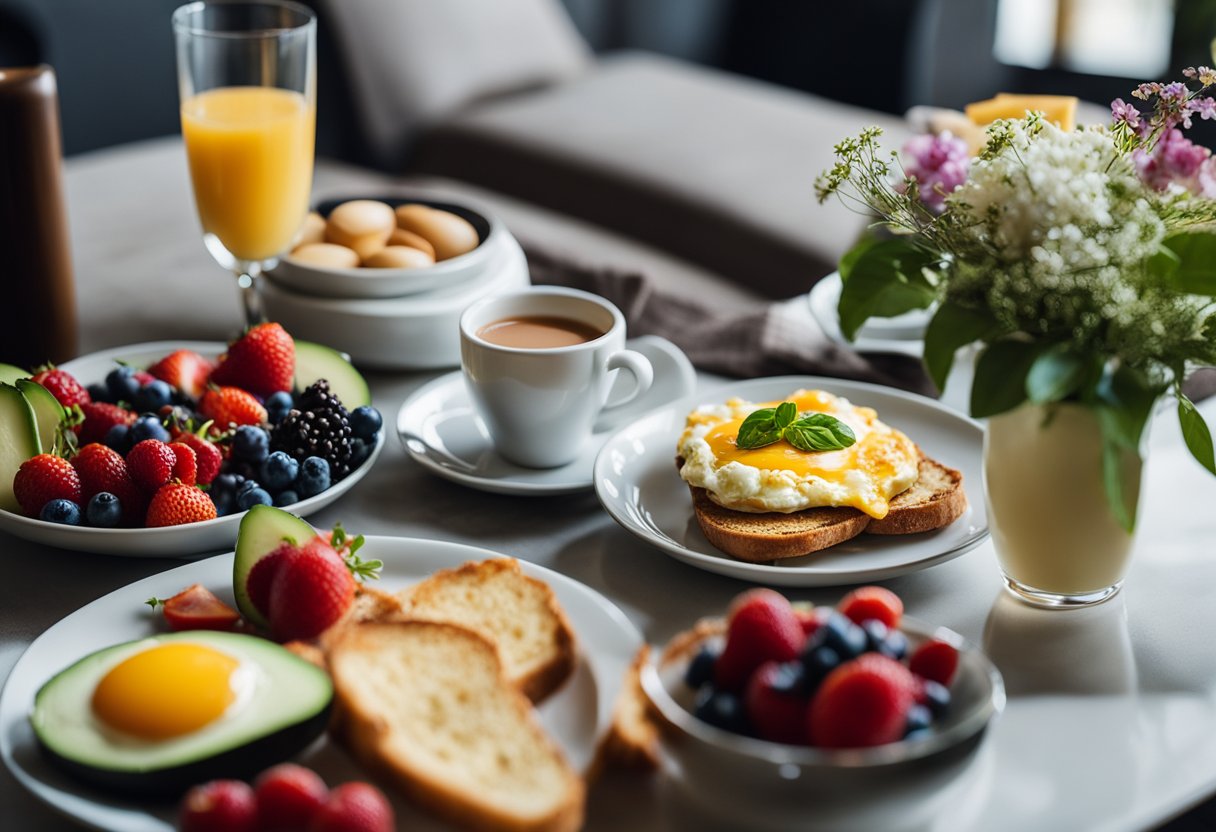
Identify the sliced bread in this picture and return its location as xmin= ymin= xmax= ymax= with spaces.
xmin=590 ymin=645 xmax=660 ymax=777
xmin=865 ymin=457 xmax=967 ymax=535
xmin=691 ymin=486 xmax=871 ymax=562
xmin=327 ymin=620 xmax=585 ymax=832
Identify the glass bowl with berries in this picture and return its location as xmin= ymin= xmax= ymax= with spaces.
xmin=0 ymin=327 xmax=384 ymax=556
xmin=640 ymin=586 xmax=1004 ymax=831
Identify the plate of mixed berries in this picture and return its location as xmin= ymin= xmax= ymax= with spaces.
xmin=0 ymin=324 xmax=385 ymax=557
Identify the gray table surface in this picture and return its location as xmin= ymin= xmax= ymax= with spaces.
xmin=4 ymin=138 xmax=1216 ymax=831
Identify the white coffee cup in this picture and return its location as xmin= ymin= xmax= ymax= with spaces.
xmin=460 ymin=286 xmax=654 ymax=468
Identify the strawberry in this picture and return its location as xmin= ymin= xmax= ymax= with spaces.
xmin=247 ymin=541 xmax=295 ymax=618
xmin=199 ymin=386 xmax=267 ymax=431
xmin=210 ymin=322 xmax=295 ymax=398
xmin=146 ymin=482 xmax=218 ymax=527
xmin=308 ymin=782 xmax=394 ymax=832
xmin=154 ymin=584 xmax=241 ymax=632
xmin=908 ymin=639 xmax=960 ymax=687
xmin=127 ymin=439 xmax=176 ymax=493
xmin=172 ymin=431 xmax=222 ymax=485
xmin=267 ymin=538 xmax=355 ymax=642
xmin=838 ymin=586 xmax=904 ymax=630
xmin=168 ymin=442 xmax=198 ymax=486
xmin=30 ymin=367 xmax=90 ymax=408
xmin=13 ymin=455 xmax=82 ymax=517
xmin=148 ymin=349 xmax=215 ymax=399
xmin=792 ymin=602 xmax=827 ymax=637
xmin=714 ymin=589 xmax=805 ymax=691
xmin=254 ymin=764 xmax=329 ymax=831
xmin=807 ymin=653 xmax=917 ymax=748
xmin=744 ymin=660 xmax=810 ymax=745
xmin=180 ymin=780 xmax=258 ymax=832
xmin=72 ymin=443 xmax=142 ymax=523
xmin=77 ymin=402 xmax=137 ymax=445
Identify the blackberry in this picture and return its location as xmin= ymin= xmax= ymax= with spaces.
xmin=270 ymin=380 xmax=354 ymax=480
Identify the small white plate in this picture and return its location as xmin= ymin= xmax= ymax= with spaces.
xmin=397 ymin=335 xmax=697 ymax=495
xmin=808 ymin=272 xmax=931 ymax=357
xmin=0 ymin=536 xmax=643 ymax=832
xmin=0 ymin=342 xmax=383 ymax=558
xmin=593 ymin=376 xmax=989 ymax=586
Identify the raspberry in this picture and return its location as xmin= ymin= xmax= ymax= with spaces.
xmin=837 ymin=586 xmax=903 ymax=629
xmin=308 ymin=782 xmax=394 ymax=832
xmin=714 ymin=589 xmax=804 ymax=691
xmin=807 ymin=653 xmax=917 ymax=748
xmin=127 ymin=439 xmax=176 ymax=493
xmin=909 ymin=639 xmax=960 ymax=687
xmin=254 ymin=763 xmax=329 ymax=831
xmin=179 ymin=779 xmax=257 ymax=832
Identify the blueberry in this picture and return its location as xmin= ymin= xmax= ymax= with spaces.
xmin=236 ymin=487 xmax=273 ymax=511
xmin=85 ymin=492 xmax=122 ymax=528
xmin=236 ymin=478 xmax=259 ymax=495
xmin=265 ymin=391 xmax=293 ymax=424
xmin=862 ymin=619 xmax=889 ymax=653
xmin=103 ymin=423 xmax=132 ymax=454
xmin=259 ymin=451 xmax=299 ymax=492
xmin=227 ymin=460 xmax=257 ymax=481
xmin=129 ymin=414 xmax=170 ymax=444
xmin=880 ymin=628 xmax=909 ymax=661
xmin=296 ymin=456 xmax=331 ymax=498
xmin=801 ymin=644 xmax=841 ymax=688
xmin=920 ymin=680 xmax=951 ymax=717
xmin=40 ymin=499 xmax=82 ymax=525
xmin=133 ymin=379 xmax=173 ymax=412
xmin=232 ymin=425 xmax=270 ymax=464
xmin=348 ymin=437 xmax=372 ymax=468
xmin=211 ymin=472 xmax=244 ymax=495
xmin=903 ymin=727 xmax=932 ymax=742
xmin=210 ymin=488 xmax=235 ymax=517
xmin=904 ymin=704 xmax=933 ymax=736
xmin=86 ymin=382 xmax=112 ymax=403
xmin=768 ymin=661 xmax=809 ymax=696
xmin=811 ymin=612 xmax=868 ymax=660
xmin=692 ymin=687 xmax=750 ymax=734
xmin=683 ymin=646 xmax=718 ymax=690
xmin=105 ymin=365 xmax=140 ymax=403
xmin=349 ymin=406 xmax=383 ymax=441
xmin=272 ymin=489 xmax=300 ymax=507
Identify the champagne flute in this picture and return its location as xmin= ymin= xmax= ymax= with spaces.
xmin=173 ymin=0 xmax=316 ymax=328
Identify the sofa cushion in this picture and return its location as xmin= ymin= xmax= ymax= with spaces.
xmin=322 ymin=0 xmax=591 ymax=167
xmin=410 ymin=51 xmax=910 ymax=298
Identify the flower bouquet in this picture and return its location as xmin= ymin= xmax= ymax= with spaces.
xmin=816 ymin=73 xmax=1216 ymax=605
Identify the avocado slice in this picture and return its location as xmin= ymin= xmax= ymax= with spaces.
xmin=0 ymin=362 xmax=27 ymax=386
xmin=294 ymin=340 xmax=371 ymax=409
xmin=234 ymin=505 xmax=317 ymax=629
xmin=30 ymin=630 xmax=333 ymax=797
xmin=0 ymin=382 xmax=40 ymax=512
xmin=17 ymin=379 xmax=66 ymax=455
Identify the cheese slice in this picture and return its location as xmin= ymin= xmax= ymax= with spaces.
xmin=965 ymin=94 xmax=1078 ymax=131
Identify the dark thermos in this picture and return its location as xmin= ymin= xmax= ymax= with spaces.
xmin=0 ymin=65 xmax=78 ymax=368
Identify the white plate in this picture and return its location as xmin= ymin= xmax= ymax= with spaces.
xmin=397 ymin=336 xmax=697 ymax=495
xmin=593 ymin=376 xmax=989 ymax=586
xmin=0 ymin=342 xmax=383 ymax=558
xmin=0 ymin=536 xmax=643 ymax=832
xmin=808 ymin=272 xmax=930 ymax=357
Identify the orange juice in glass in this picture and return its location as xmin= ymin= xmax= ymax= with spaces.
xmin=173 ymin=1 xmax=316 ymax=327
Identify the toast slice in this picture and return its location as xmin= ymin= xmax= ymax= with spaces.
xmin=691 ymin=486 xmax=871 ymax=562
xmin=398 ymin=558 xmax=577 ymax=703
xmin=589 ymin=645 xmax=660 ymax=777
xmin=865 ymin=457 xmax=967 ymax=535
xmin=327 ymin=620 xmax=585 ymax=832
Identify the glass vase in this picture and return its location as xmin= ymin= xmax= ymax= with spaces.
xmin=983 ymin=402 xmax=1144 ymax=608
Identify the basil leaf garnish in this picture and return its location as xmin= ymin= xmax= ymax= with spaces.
xmin=735 ymin=407 xmax=784 ymax=449
xmin=784 ymin=414 xmax=857 ymax=452
xmin=734 ymin=404 xmax=857 ymax=453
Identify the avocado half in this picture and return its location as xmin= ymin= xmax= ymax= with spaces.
xmin=30 ymin=630 xmax=333 ymax=797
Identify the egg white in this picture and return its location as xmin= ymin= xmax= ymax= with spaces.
xmin=677 ymin=390 xmax=920 ymax=517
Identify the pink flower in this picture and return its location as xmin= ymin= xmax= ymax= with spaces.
xmin=1134 ymin=128 xmax=1212 ymax=193
xmin=899 ymin=132 xmax=970 ymax=213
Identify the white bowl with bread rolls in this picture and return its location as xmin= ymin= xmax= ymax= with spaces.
xmin=270 ymin=196 xmax=496 ymax=299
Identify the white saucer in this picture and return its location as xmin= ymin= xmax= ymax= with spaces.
xmin=396 ymin=336 xmax=697 ymax=495
xmin=807 ymin=271 xmax=931 ymax=357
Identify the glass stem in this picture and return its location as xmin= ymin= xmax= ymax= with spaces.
xmin=234 ymin=262 xmax=266 ymax=329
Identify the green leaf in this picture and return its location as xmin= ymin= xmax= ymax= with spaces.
xmin=1025 ymin=344 xmax=1088 ymax=404
xmin=838 ymin=235 xmax=880 ymax=283
xmin=1145 ymin=244 xmax=1180 ymax=282
xmin=923 ymin=304 xmax=1001 ymax=393
xmin=774 ymin=401 xmax=797 ymax=429
xmin=837 ymin=238 xmax=938 ymax=341
xmin=736 ymin=407 xmax=783 ymax=450
xmin=970 ymin=340 xmax=1042 ymax=418
xmin=1092 ymin=365 xmax=1159 ymax=449
xmin=1100 ymin=433 xmax=1136 ymax=534
xmin=784 ymin=414 xmax=857 ymax=452
xmin=1178 ymin=393 xmax=1216 ymax=475
xmin=1162 ymin=233 xmax=1216 ymax=294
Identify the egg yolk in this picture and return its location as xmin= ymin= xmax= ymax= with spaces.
xmin=91 ymin=643 xmax=239 ymax=739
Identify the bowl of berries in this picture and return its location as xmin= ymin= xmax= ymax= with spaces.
xmin=0 ymin=324 xmax=385 ymax=557
xmin=641 ymin=587 xmax=1004 ymax=831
